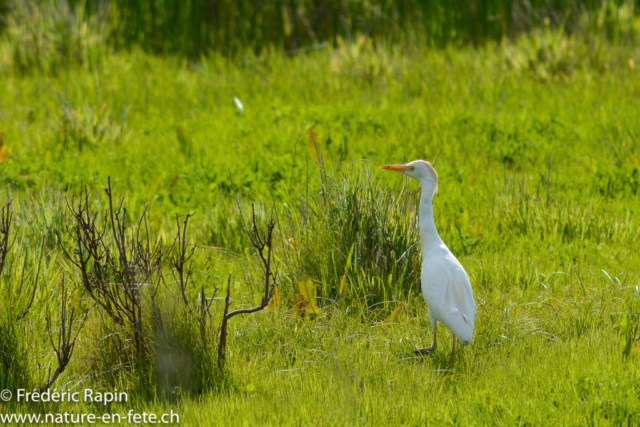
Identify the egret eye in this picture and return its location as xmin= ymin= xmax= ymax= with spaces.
xmin=409 ymin=166 xmax=415 ymax=171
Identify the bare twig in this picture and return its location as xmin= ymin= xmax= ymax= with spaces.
xmin=228 ymin=170 xmax=252 ymax=248
xmin=15 ymin=238 xmax=44 ymax=321
xmin=170 ymin=211 xmax=218 ymax=332
xmin=199 ymin=283 xmax=216 ymax=323
xmin=39 ymin=276 xmax=87 ymax=392
xmin=217 ymin=204 xmax=277 ymax=371
xmin=433 ymin=148 xmax=443 ymax=166
xmin=0 ymin=200 xmax=13 ymax=278
xmin=172 ymin=213 xmax=196 ymax=307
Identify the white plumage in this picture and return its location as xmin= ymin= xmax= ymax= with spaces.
xmin=380 ymin=160 xmax=475 ymax=355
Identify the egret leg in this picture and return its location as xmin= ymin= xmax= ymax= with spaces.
xmin=450 ymin=336 xmax=456 ymax=356
xmin=414 ymin=324 xmax=437 ymax=355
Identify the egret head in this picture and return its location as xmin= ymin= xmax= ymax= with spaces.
xmin=379 ymin=160 xmax=439 ymax=197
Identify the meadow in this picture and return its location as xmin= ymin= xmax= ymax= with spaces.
xmin=1 ymin=1 xmax=640 ymax=425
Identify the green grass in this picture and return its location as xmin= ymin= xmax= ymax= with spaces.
xmin=12 ymin=0 xmax=638 ymax=56
xmin=1 ymin=7 xmax=640 ymax=425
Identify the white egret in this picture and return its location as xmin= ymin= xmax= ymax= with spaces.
xmin=380 ymin=160 xmax=475 ymax=356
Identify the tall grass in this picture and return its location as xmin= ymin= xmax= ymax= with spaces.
xmin=0 ymin=204 xmax=43 ymax=395
xmin=279 ymin=159 xmax=422 ymax=305
xmin=2 ymin=0 xmax=639 ymax=59
xmin=91 ymin=0 xmax=640 ymax=55
xmin=0 ymin=319 xmax=30 ymax=394
xmin=0 ymin=0 xmax=109 ymax=75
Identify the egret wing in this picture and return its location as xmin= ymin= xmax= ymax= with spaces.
xmin=443 ymin=262 xmax=475 ymax=325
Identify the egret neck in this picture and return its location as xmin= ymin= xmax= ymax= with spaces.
xmin=418 ymin=179 xmax=442 ymax=257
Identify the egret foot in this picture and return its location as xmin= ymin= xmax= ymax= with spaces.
xmin=414 ymin=325 xmax=437 ymax=355
xmin=414 ymin=345 xmax=437 ymax=355
xmin=450 ymin=337 xmax=456 ymax=356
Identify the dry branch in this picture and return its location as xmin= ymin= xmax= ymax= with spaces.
xmin=217 ymin=204 xmax=277 ymax=371
xmin=0 ymin=200 xmax=14 ymax=278
xmin=40 ymin=276 xmax=87 ymax=392
xmin=172 ymin=212 xmax=196 ymax=307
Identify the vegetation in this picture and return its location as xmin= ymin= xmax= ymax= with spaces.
xmin=4 ymin=0 xmax=639 ymax=55
xmin=1 ymin=0 xmax=640 ymax=425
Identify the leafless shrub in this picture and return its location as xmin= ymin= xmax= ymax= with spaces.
xmin=217 ymin=204 xmax=277 ymax=371
xmin=39 ymin=276 xmax=87 ymax=392
xmin=61 ymin=178 xmax=277 ymax=389
xmin=63 ymin=177 xmax=168 ymax=355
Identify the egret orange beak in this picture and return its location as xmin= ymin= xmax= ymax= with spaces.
xmin=379 ymin=164 xmax=411 ymax=172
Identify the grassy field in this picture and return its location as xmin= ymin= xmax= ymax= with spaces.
xmin=2 ymin=3 xmax=640 ymax=425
